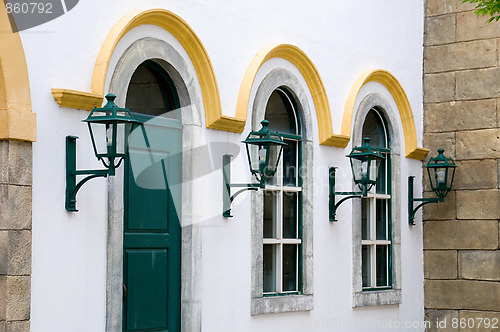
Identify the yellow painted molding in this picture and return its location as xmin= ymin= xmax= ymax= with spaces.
xmin=342 ymin=69 xmax=428 ymax=160
xmin=0 ymin=9 xmax=35 ymax=142
xmin=406 ymin=147 xmax=430 ymax=160
xmin=0 ymin=110 xmax=36 ymax=141
xmin=207 ymin=116 xmax=247 ymax=133
xmin=236 ymin=44 xmax=346 ymax=146
xmin=51 ymin=89 xmax=103 ymax=111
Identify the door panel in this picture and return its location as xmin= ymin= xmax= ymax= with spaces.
xmin=125 ymin=249 xmax=168 ymax=331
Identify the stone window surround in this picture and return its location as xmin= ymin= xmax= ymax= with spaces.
xmin=351 ymin=93 xmax=402 ymax=307
xmin=106 ymin=37 xmax=204 ymax=332
xmin=250 ymin=68 xmax=314 ymax=315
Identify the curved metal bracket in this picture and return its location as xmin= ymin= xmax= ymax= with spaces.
xmin=223 ymin=154 xmax=263 ymax=218
xmin=408 ymin=176 xmax=442 ymax=225
xmin=329 ymin=167 xmax=363 ymax=222
xmin=66 ymin=136 xmax=112 ymax=212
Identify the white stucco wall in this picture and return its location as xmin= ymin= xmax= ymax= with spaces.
xmin=22 ymin=0 xmax=425 ymax=331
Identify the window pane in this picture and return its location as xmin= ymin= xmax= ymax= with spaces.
xmin=282 ymin=140 xmax=297 ymax=187
xmin=126 ymin=61 xmax=178 ymax=117
xmin=361 ymin=198 xmax=370 ymax=240
xmin=263 ymin=244 xmax=276 ymax=293
xmin=376 ymin=158 xmax=386 ymax=194
xmin=376 ymin=199 xmax=387 ymax=240
xmin=361 ymin=109 xmax=386 ymax=148
xmin=265 ymin=89 xmax=298 ymax=135
xmin=283 ymin=192 xmax=297 ymax=238
xmin=282 ymin=244 xmax=297 ymax=292
xmin=376 ymin=245 xmax=389 ymax=287
xmin=362 ymin=245 xmax=371 ymax=288
xmin=263 ymin=191 xmax=277 ymax=238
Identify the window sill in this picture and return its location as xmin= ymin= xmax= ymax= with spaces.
xmin=353 ymin=289 xmax=401 ymax=307
xmin=251 ymin=294 xmax=313 ymax=315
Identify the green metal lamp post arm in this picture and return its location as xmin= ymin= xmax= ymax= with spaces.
xmin=223 ymin=154 xmax=266 ymax=218
xmin=330 ymin=193 xmax=362 ymax=222
xmin=409 ymin=199 xmax=440 ymax=226
xmin=228 ymin=185 xmax=260 ymax=202
xmin=329 ymin=167 xmax=364 ymax=222
xmin=408 ymin=176 xmax=443 ymax=225
xmin=68 ymin=171 xmax=109 ymax=209
xmin=66 ymin=136 xmax=114 ymax=212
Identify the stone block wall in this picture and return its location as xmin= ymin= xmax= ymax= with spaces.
xmin=0 ymin=141 xmax=32 ymax=332
xmin=423 ymin=0 xmax=500 ymax=330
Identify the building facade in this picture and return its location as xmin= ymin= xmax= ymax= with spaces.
xmin=423 ymin=0 xmax=500 ymax=329
xmin=0 ymin=1 xmax=437 ymax=331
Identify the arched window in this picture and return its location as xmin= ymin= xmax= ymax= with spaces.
xmin=352 ymin=93 xmax=402 ymax=307
xmin=360 ymin=108 xmax=392 ymax=290
xmin=126 ymin=60 xmax=179 ymax=118
xmin=262 ymin=88 xmax=302 ymax=294
xmin=251 ymin=69 xmax=313 ymax=315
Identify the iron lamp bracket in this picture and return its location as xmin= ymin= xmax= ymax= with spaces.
xmin=66 ymin=136 xmax=114 ymax=212
xmin=329 ymin=167 xmax=366 ymax=222
xmin=223 ymin=154 xmax=264 ymax=218
xmin=408 ymin=176 xmax=443 ymax=226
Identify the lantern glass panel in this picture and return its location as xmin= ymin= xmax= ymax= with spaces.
xmin=89 ymin=122 xmax=107 ymax=158
xmin=350 ymin=158 xmax=364 ymax=183
xmin=267 ymin=134 xmax=283 ymax=174
xmin=116 ymin=111 xmax=132 ymax=119
xmin=106 ymin=123 xmax=113 ymax=155
xmin=245 ymin=138 xmax=262 ymax=175
xmin=369 ymin=159 xmax=381 ymax=183
xmin=115 ymin=122 xmax=126 ymax=156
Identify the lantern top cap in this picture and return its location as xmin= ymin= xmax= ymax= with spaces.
xmin=347 ymin=136 xmax=385 ymax=161
xmin=242 ymin=120 xmax=287 ymax=146
xmin=83 ymin=93 xmax=139 ymax=124
xmin=105 ymin=93 xmax=116 ymax=102
xmin=425 ymin=148 xmax=456 ymax=169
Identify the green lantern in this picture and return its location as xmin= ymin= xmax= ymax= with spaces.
xmin=425 ymin=148 xmax=456 ymax=199
xmin=242 ymin=120 xmax=287 ymax=182
xmin=347 ymin=137 xmax=386 ymax=194
xmin=408 ymin=148 xmax=457 ymax=225
xmin=83 ymin=93 xmax=139 ymax=168
xmin=66 ymin=93 xmax=140 ymax=212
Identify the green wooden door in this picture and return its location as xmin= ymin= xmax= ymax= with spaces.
xmin=123 ymin=60 xmax=182 ymax=332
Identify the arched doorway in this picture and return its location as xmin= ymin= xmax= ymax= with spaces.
xmin=122 ymin=60 xmax=182 ymax=332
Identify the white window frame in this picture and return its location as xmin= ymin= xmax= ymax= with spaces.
xmin=352 ymin=93 xmax=402 ymax=307
xmin=250 ymin=68 xmax=314 ymax=315
xmin=361 ymin=166 xmax=392 ymax=289
xmin=263 ymin=135 xmax=302 ymax=294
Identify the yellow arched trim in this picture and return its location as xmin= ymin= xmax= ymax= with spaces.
xmin=52 ymin=8 xmax=234 ymax=132
xmin=235 ymin=44 xmax=349 ymax=145
xmin=0 ymin=10 xmax=36 ymax=141
xmin=342 ymin=69 xmax=428 ymax=160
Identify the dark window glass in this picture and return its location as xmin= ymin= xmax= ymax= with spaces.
xmin=265 ymin=89 xmax=298 ymax=135
xmin=263 ymin=192 xmax=277 ymax=238
xmin=376 ymin=200 xmax=387 ymax=240
xmin=263 ymin=244 xmax=276 ymax=293
xmin=126 ymin=60 xmax=178 ymax=118
xmin=361 ymin=198 xmax=369 ymax=240
xmin=362 ymin=245 xmax=370 ymax=288
xmin=282 ymin=140 xmax=297 ymax=186
xmin=361 ymin=109 xmax=386 ymax=148
xmin=283 ymin=192 xmax=297 ymax=238
xmin=282 ymin=245 xmax=297 ymax=291
xmin=376 ymin=245 xmax=389 ymax=286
